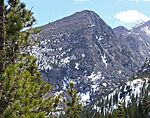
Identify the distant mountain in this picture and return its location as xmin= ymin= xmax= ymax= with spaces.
xmin=113 ymin=25 xmax=129 ymax=34
xmin=28 ymin=10 xmax=150 ymax=103
xmin=92 ymin=59 xmax=150 ymax=115
xmin=113 ymin=20 xmax=150 ymax=69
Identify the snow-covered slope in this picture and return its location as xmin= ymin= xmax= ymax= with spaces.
xmin=93 ymin=77 xmax=149 ymax=114
xmin=92 ymin=60 xmax=150 ymax=114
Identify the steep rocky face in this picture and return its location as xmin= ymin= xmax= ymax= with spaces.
xmin=28 ymin=10 xmax=149 ymax=102
xmin=138 ymin=58 xmax=150 ymax=75
xmin=113 ymin=21 xmax=150 ymax=68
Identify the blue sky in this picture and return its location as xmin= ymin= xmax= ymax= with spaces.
xmin=22 ymin=0 xmax=150 ymax=28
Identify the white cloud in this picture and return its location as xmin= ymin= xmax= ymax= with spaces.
xmin=114 ymin=10 xmax=150 ymax=24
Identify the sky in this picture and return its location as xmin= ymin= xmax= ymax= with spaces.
xmin=21 ymin=0 xmax=150 ymax=29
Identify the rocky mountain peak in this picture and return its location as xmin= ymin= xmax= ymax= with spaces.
xmin=113 ymin=26 xmax=129 ymax=33
xmin=74 ymin=10 xmax=100 ymax=19
xmin=73 ymin=10 xmax=104 ymax=24
xmin=40 ymin=10 xmax=112 ymax=35
xmin=132 ymin=20 xmax=150 ymax=31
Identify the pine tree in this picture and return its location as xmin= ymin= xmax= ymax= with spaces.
xmin=0 ymin=0 xmax=82 ymax=117
xmin=4 ymin=0 xmax=36 ymax=66
xmin=0 ymin=55 xmax=61 ymax=117
xmin=63 ymin=83 xmax=82 ymax=118
xmin=0 ymin=0 xmax=60 ymax=117
xmin=142 ymin=94 xmax=150 ymax=118
xmin=116 ymin=102 xmax=125 ymax=118
xmin=0 ymin=0 xmax=4 ymax=75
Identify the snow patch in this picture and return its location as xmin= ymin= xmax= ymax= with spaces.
xmin=91 ymin=84 xmax=99 ymax=92
xmin=90 ymin=23 xmax=96 ymax=27
xmin=80 ymin=92 xmax=90 ymax=104
xmin=87 ymin=71 xmax=102 ymax=81
xmin=95 ymin=35 xmax=99 ymax=39
xmin=118 ymin=70 xmax=122 ymax=74
xmin=61 ymin=57 xmax=70 ymax=64
xmin=141 ymin=25 xmax=150 ymax=36
xmin=98 ymin=36 xmax=104 ymax=41
xmin=102 ymin=83 xmax=107 ymax=87
xmin=58 ymin=47 xmax=63 ymax=51
xmin=75 ymin=63 xmax=80 ymax=70
xmin=81 ymin=53 xmax=85 ymax=58
xmin=101 ymin=54 xmax=108 ymax=67
xmin=61 ymin=52 xmax=66 ymax=56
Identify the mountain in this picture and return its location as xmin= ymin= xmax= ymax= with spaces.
xmin=113 ymin=20 xmax=150 ymax=68
xmin=113 ymin=25 xmax=129 ymax=34
xmin=28 ymin=10 xmax=150 ymax=103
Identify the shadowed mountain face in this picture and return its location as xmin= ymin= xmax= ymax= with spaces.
xmin=113 ymin=20 xmax=150 ymax=68
xmin=29 ymin=10 xmax=150 ymax=102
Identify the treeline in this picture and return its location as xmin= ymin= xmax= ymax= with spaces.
xmin=80 ymin=72 xmax=150 ymax=118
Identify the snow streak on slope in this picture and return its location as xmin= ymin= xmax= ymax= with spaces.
xmin=93 ymin=77 xmax=150 ymax=114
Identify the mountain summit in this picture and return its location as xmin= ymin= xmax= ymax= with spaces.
xmin=40 ymin=10 xmax=113 ymax=36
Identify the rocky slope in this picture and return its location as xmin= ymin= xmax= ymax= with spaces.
xmin=92 ymin=59 xmax=150 ymax=114
xmin=113 ymin=21 xmax=150 ymax=68
xmin=28 ymin=10 xmax=150 ymax=103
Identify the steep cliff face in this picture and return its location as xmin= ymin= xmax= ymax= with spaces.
xmin=113 ymin=21 xmax=150 ymax=68
xmin=28 ymin=10 xmax=150 ymax=102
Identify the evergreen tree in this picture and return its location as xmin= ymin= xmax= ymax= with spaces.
xmin=0 ymin=0 xmax=82 ymax=117
xmin=4 ymin=0 xmax=36 ymax=66
xmin=0 ymin=55 xmax=61 ymax=117
xmin=0 ymin=0 xmax=4 ymax=75
xmin=0 ymin=0 xmax=42 ymax=115
xmin=142 ymin=92 xmax=150 ymax=118
xmin=116 ymin=102 xmax=125 ymax=118
xmin=0 ymin=0 xmax=61 ymax=117
xmin=63 ymin=83 xmax=82 ymax=118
